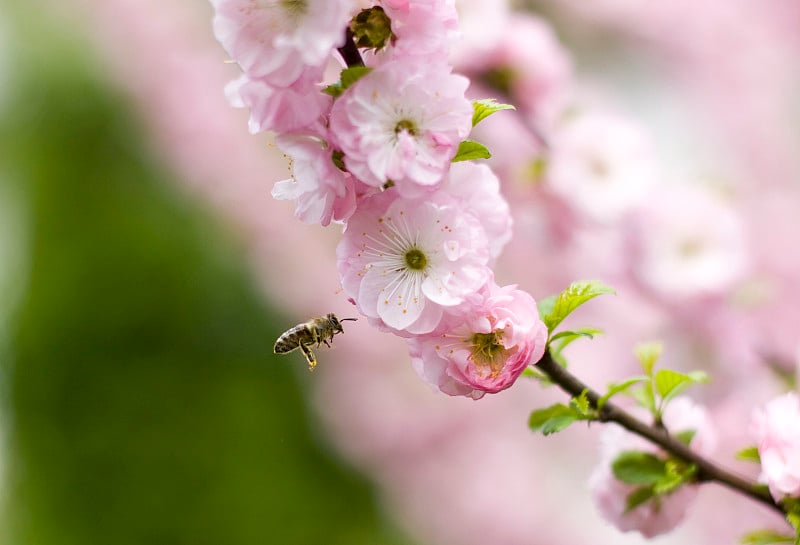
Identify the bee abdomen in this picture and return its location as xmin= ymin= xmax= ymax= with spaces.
xmin=273 ymin=337 xmax=296 ymax=354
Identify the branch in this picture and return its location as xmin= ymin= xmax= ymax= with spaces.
xmin=337 ymin=28 xmax=364 ymax=68
xmin=534 ymin=350 xmax=783 ymax=515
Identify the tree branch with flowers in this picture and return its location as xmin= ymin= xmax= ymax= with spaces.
xmin=208 ymin=2 xmax=800 ymax=543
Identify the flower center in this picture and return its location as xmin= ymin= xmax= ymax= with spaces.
xmin=279 ymin=0 xmax=307 ymax=18
xmin=468 ymin=331 xmax=508 ymax=375
xmin=395 ymin=119 xmax=417 ymax=136
xmin=404 ymin=247 xmax=428 ymax=271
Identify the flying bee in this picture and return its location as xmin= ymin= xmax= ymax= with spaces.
xmin=273 ymin=313 xmax=357 ymax=371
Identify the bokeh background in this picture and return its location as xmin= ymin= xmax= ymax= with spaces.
xmin=1 ymin=1 xmax=799 ymax=544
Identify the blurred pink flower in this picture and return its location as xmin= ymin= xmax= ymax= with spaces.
xmin=589 ymin=397 xmax=717 ymax=537
xmin=752 ymin=392 xmax=800 ymax=500
xmin=546 ymin=112 xmax=659 ymax=225
xmin=381 ymin=0 xmax=459 ymax=59
xmin=627 ymin=184 xmax=748 ymax=301
xmin=408 ymin=281 xmax=546 ymax=399
xmin=329 ymin=59 xmax=472 ymax=197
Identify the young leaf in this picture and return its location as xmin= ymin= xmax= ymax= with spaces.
xmin=571 ymin=389 xmax=592 ymax=416
xmin=739 ymin=530 xmax=794 ymax=545
xmin=632 ymin=383 xmax=656 ymax=413
xmin=537 ymin=295 xmax=556 ymax=322
xmin=542 ymin=280 xmax=616 ymax=334
xmin=611 ymin=451 xmax=667 ymax=485
xmin=452 ymin=140 xmax=491 ymax=162
xmin=655 ymin=369 xmax=691 ymax=400
xmin=549 ymin=328 xmax=603 ymax=343
xmin=656 ymin=368 xmax=709 ymax=406
xmin=323 ymin=66 xmax=373 ymax=97
xmin=472 ymin=98 xmax=516 ymax=127
xmin=673 ymin=429 xmax=697 ymax=446
xmin=529 ymin=403 xmax=583 ymax=435
xmin=625 ymin=486 xmax=656 ymax=513
xmin=634 ymin=342 xmax=663 ymax=376
xmin=736 ymin=446 xmax=761 ymax=463
xmin=341 ymin=66 xmax=372 ymax=89
xmin=520 ymin=367 xmax=553 ymax=386
xmin=598 ymin=376 xmax=650 ymax=409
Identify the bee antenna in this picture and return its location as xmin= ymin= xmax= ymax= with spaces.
xmin=340 ymin=317 xmax=358 ymax=322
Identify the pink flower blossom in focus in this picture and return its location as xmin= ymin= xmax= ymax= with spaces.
xmin=441 ymin=161 xmax=512 ymax=261
xmin=589 ymin=397 xmax=717 ymax=537
xmin=408 ymin=281 xmax=546 ymax=399
xmin=271 ymin=133 xmax=358 ymax=226
xmin=751 ymin=392 xmax=800 ymax=500
xmin=380 ymin=0 xmax=459 ymax=59
xmin=210 ymin=0 xmax=355 ymax=86
xmin=225 ymin=71 xmax=331 ymax=134
xmin=329 ymin=59 xmax=472 ymax=197
xmin=337 ymin=189 xmax=491 ymax=335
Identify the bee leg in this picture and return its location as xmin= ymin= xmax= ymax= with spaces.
xmin=299 ymin=343 xmax=317 ymax=371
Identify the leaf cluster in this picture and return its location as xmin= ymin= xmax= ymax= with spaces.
xmin=611 ymin=450 xmax=698 ymax=512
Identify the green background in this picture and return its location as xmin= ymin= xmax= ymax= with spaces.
xmin=0 ymin=7 xmax=412 ymax=545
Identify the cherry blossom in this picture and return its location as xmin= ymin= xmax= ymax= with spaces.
xmin=271 ymin=133 xmax=358 ymax=226
xmin=329 ymin=58 xmax=473 ymax=197
xmin=408 ymin=281 xmax=546 ymax=399
xmin=210 ymin=0 xmax=356 ymax=86
xmin=589 ymin=397 xmax=717 ymax=537
xmin=337 ymin=189 xmax=491 ymax=335
xmin=751 ymin=392 xmax=800 ymax=500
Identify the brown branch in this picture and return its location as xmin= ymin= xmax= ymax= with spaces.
xmin=534 ymin=350 xmax=783 ymax=515
xmin=337 ymin=28 xmax=364 ymax=68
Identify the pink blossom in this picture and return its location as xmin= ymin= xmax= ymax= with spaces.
xmin=408 ymin=281 xmax=546 ymax=399
xmin=546 ymin=112 xmax=659 ymax=224
xmin=380 ymin=0 xmax=459 ymax=59
xmin=271 ymin=133 xmax=358 ymax=226
xmin=627 ymin=184 xmax=748 ymax=301
xmin=441 ymin=161 xmax=512 ymax=261
xmin=751 ymin=392 xmax=800 ymax=500
xmin=337 ymin=189 xmax=491 ymax=335
xmin=210 ymin=0 xmax=355 ymax=86
xmin=225 ymin=71 xmax=331 ymax=134
xmin=589 ymin=397 xmax=717 ymax=537
xmin=329 ymin=59 xmax=472 ymax=197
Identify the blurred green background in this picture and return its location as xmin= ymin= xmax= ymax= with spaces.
xmin=0 ymin=7 xmax=411 ymax=545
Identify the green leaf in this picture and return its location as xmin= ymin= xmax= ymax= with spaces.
xmin=452 ymin=140 xmax=491 ymax=162
xmin=548 ymin=328 xmax=604 ymax=362
xmin=655 ymin=369 xmax=691 ymax=399
xmin=542 ymin=280 xmax=616 ymax=334
xmin=549 ymin=328 xmax=603 ymax=343
xmin=673 ymin=429 xmax=697 ymax=446
xmin=323 ymin=66 xmax=373 ymax=97
xmin=520 ymin=367 xmax=552 ymax=385
xmin=653 ymin=460 xmax=695 ymax=494
xmin=341 ymin=66 xmax=372 ymax=89
xmin=537 ymin=296 xmax=556 ymax=322
xmin=529 ymin=404 xmax=583 ymax=435
xmin=655 ymin=368 xmax=709 ymax=406
xmin=736 ymin=446 xmax=761 ymax=463
xmin=612 ymin=451 xmax=667 ymax=485
xmin=634 ymin=342 xmax=662 ymax=376
xmin=625 ymin=487 xmax=656 ymax=513
xmin=472 ymin=98 xmax=516 ymax=127
xmin=571 ymin=389 xmax=592 ymax=416
xmin=598 ymin=376 xmax=649 ymax=409
xmin=740 ymin=530 xmax=795 ymax=545
xmin=632 ymin=383 xmax=656 ymax=413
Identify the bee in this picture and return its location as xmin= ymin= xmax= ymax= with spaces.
xmin=273 ymin=313 xmax=357 ymax=371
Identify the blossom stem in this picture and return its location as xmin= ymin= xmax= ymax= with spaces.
xmin=534 ymin=350 xmax=784 ymax=516
xmin=337 ymin=28 xmax=365 ymax=67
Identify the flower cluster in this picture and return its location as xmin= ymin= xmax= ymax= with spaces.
xmin=210 ymin=0 xmax=547 ymax=399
